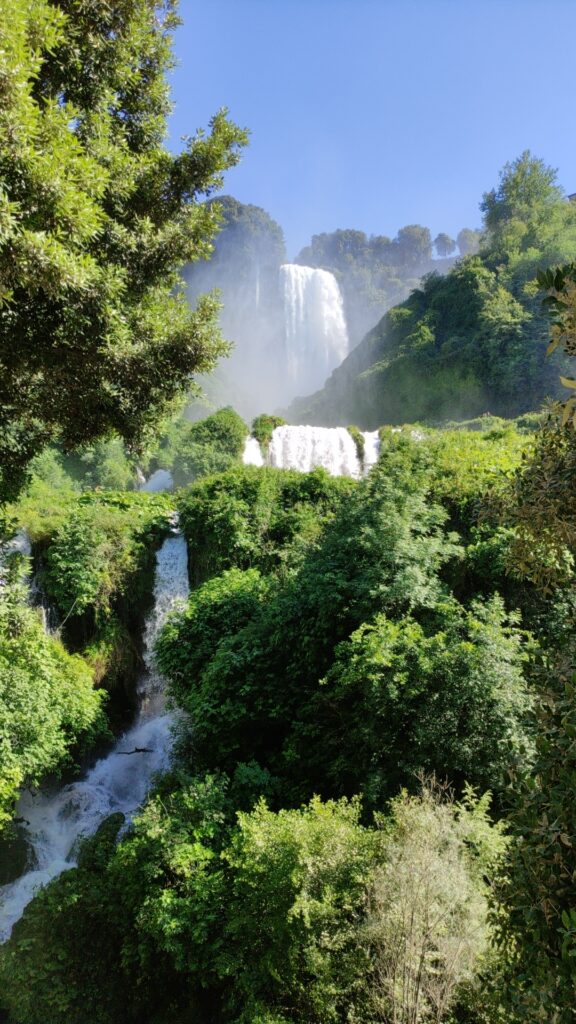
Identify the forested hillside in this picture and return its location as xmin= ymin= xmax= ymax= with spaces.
xmin=289 ymin=154 xmax=576 ymax=426
xmin=294 ymin=224 xmax=480 ymax=342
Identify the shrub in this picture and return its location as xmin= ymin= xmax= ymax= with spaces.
xmin=171 ymin=407 xmax=248 ymax=487
xmin=0 ymin=570 xmax=106 ymax=825
xmin=178 ymin=464 xmax=354 ymax=585
xmin=251 ymin=413 xmax=286 ymax=448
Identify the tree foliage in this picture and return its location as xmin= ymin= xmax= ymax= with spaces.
xmin=0 ymin=561 xmax=105 ymax=824
xmin=494 ymin=649 xmax=576 ymax=1023
xmin=157 ymin=436 xmax=532 ymax=811
xmin=0 ymin=780 xmax=503 ymax=1024
xmin=489 ymin=252 xmax=576 ymax=1021
xmin=434 ymin=232 xmax=456 ymax=258
xmin=365 ymin=785 xmax=505 ymax=1024
xmin=0 ymin=0 xmax=247 ymax=501
xmin=171 ymin=407 xmax=248 ymax=487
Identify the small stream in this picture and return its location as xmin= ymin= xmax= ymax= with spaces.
xmin=0 ymin=531 xmax=189 ymax=941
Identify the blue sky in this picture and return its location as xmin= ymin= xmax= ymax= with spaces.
xmin=168 ymin=0 xmax=576 ymax=259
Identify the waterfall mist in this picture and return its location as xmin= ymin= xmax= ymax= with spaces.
xmin=187 ymin=262 xmax=351 ymax=419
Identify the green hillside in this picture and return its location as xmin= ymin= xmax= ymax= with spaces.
xmin=288 ymin=154 xmax=576 ymax=426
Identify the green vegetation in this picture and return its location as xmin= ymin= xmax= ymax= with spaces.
xmin=251 ymin=413 xmax=287 ymax=448
xmin=1 ymin=25 xmax=575 ymax=1016
xmin=290 ymin=153 xmax=576 ymax=427
xmin=0 ymin=778 xmax=503 ymax=1024
xmin=42 ymin=493 xmax=172 ymax=622
xmin=2 ymin=405 xmax=569 ymax=1023
xmin=0 ymin=0 xmax=247 ymax=502
xmin=156 ymin=433 xmax=533 ymax=812
xmin=178 ymin=463 xmax=354 ymax=584
xmin=480 ymin=278 xmax=576 ymax=1020
xmin=34 ymin=492 xmax=173 ymax=723
xmin=1 ymin=405 xmax=572 ymax=1023
xmin=346 ymin=424 xmax=365 ymax=464
xmin=170 ymin=407 xmax=248 ymax=487
xmin=0 ymin=563 xmax=106 ymax=825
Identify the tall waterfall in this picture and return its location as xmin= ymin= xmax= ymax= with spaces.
xmin=280 ymin=265 xmax=349 ymax=394
xmin=0 ymin=530 xmax=189 ymax=941
xmin=243 ymin=425 xmax=381 ymax=478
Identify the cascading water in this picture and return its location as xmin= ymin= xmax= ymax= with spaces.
xmin=242 ymin=436 xmax=265 ymax=467
xmin=140 ymin=468 xmax=174 ymax=492
xmin=280 ymin=265 xmax=349 ymax=394
xmin=268 ymin=425 xmax=360 ymax=477
xmin=242 ymin=426 xmax=381 ymax=478
xmin=0 ymin=529 xmax=189 ymax=941
xmin=362 ymin=430 xmax=381 ymax=473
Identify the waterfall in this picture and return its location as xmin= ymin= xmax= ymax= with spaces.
xmin=362 ymin=430 xmax=381 ymax=472
xmin=0 ymin=530 xmax=189 ymax=941
xmin=140 ymin=468 xmax=173 ymax=492
xmin=269 ymin=425 xmax=360 ymax=477
xmin=242 ymin=426 xmax=380 ymax=478
xmin=280 ymin=265 xmax=349 ymax=394
xmin=242 ymin=437 xmax=264 ymax=467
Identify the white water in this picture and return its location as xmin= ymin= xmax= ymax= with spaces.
xmin=242 ymin=426 xmax=380 ymax=479
xmin=280 ymin=264 xmax=349 ymax=394
xmin=141 ymin=468 xmax=173 ymax=492
xmin=269 ymin=425 xmax=360 ymax=477
xmin=0 ymin=532 xmax=189 ymax=941
xmin=363 ymin=430 xmax=381 ymax=472
xmin=242 ymin=436 xmax=264 ymax=467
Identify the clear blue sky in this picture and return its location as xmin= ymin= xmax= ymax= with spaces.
xmin=168 ymin=0 xmax=576 ymax=259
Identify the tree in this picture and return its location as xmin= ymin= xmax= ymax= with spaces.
xmin=489 ymin=266 xmax=576 ymax=1020
xmin=457 ymin=228 xmax=482 ymax=256
xmin=294 ymin=596 xmax=531 ymax=808
xmin=434 ymin=232 xmax=456 ymax=258
xmin=365 ymin=785 xmax=504 ymax=1024
xmin=0 ymin=0 xmax=248 ymax=502
xmin=480 ymin=151 xmax=576 ymax=258
xmin=394 ymin=225 xmax=433 ymax=267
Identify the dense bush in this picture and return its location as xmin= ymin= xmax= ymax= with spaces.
xmin=251 ymin=413 xmax=286 ymax=448
xmin=178 ymin=464 xmax=355 ymax=585
xmin=422 ymin=425 xmax=529 ymax=529
xmin=287 ymin=597 xmax=531 ymax=806
xmin=0 ymin=567 xmax=106 ymax=825
xmin=42 ymin=491 xmax=172 ymax=623
xmin=0 ymin=782 xmax=503 ymax=1024
xmin=0 ymin=418 xmax=551 ymax=1022
xmin=171 ymin=407 xmax=248 ymax=487
xmin=158 ymin=438 xmax=533 ymax=805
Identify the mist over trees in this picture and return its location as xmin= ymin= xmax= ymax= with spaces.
xmin=182 ymin=197 xmax=288 ymax=416
xmin=183 ymin=196 xmax=481 ymax=403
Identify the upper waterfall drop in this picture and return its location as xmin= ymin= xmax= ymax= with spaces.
xmin=280 ymin=264 xmax=349 ymax=395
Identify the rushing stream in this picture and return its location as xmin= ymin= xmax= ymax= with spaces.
xmin=0 ymin=530 xmax=189 ymax=941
